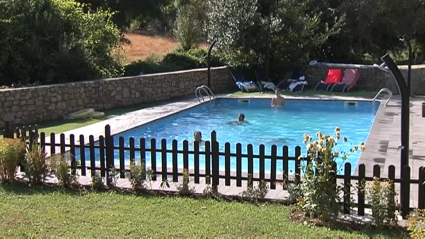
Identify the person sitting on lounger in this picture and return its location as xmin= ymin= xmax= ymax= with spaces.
xmin=271 ymin=90 xmax=285 ymax=107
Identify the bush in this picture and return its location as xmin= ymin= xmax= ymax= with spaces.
xmin=123 ymin=48 xmax=225 ymax=76
xmin=296 ymin=128 xmax=365 ymax=221
xmin=23 ymin=145 xmax=48 ymax=186
xmin=408 ymin=209 xmax=425 ymax=239
xmin=49 ymin=153 xmax=78 ymax=188
xmin=0 ymin=139 xmax=26 ymax=183
xmin=128 ymin=159 xmax=147 ymax=191
xmin=366 ymin=177 xmax=398 ymax=227
xmin=91 ymin=171 xmax=104 ymax=190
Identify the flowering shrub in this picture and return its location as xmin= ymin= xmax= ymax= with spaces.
xmin=296 ymin=127 xmax=365 ymax=221
xmin=408 ymin=209 xmax=425 ymax=239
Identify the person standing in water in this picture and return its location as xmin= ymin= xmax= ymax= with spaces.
xmin=271 ymin=89 xmax=285 ymax=107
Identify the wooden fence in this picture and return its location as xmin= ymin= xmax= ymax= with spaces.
xmin=5 ymin=124 xmax=425 ymax=218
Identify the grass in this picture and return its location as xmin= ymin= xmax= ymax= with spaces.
xmin=0 ymin=184 xmax=408 ymax=238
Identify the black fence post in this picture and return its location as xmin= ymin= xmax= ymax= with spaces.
xmin=211 ymin=131 xmax=219 ymax=193
xmin=105 ymin=125 xmax=114 ymax=184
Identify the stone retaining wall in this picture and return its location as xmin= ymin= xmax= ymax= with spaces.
xmin=0 ymin=67 xmax=234 ymax=128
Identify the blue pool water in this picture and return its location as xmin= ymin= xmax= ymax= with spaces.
xmin=74 ymin=98 xmax=378 ymax=175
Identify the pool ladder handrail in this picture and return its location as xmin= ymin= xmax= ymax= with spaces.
xmin=195 ymin=85 xmax=215 ymax=103
xmin=372 ymin=88 xmax=393 ymax=107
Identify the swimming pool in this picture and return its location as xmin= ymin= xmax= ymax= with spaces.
xmin=74 ymin=98 xmax=378 ymax=175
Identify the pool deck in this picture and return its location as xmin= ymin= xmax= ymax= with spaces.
xmin=35 ymin=93 xmax=424 ymax=214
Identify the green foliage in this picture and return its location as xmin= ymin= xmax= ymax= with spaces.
xmin=0 ymin=139 xmax=26 ymax=183
xmin=241 ymin=175 xmax=269 ymax=203
xmin=123 ymin=48 xmax=224 ymax=76
xmin=91 ymin=171 xmax=104 ymax=190
xmin=0 ymin=0 xmax=123 ymax=86
xmin=206 ymin=0 xmax=341 ymax=71
xmin=174 ymin=0 xmax=207 ymax=50
xmin=408 ymin=209 xmax=425 ymax=239
xmin=49 ymin=153 xmax=78 ymax=188
xmin=366 ymin=177 xmax=398 ymax=227
xmin=296 ymin=128 xmax=364 ymax=221
xmin=23 ymin=145 xmax=48 ymax=186
xmin=177 ymin=168 xmax=195 ymax=196
xmin=128 ymin=159 xmax=147 ymax=191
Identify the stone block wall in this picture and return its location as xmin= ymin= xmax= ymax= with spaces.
xmin=0 ymin=67 xmax=234 ymax=128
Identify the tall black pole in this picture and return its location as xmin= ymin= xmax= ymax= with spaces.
xmin=401 ymin=36 xmax=412 ymax=96
xmin=381 ymin=54 xmax=410 ymax=218
xmin=207 ymin=39 xmax=218 ymax=89
xmin=407 ymin=41 xmax=412 ymax=96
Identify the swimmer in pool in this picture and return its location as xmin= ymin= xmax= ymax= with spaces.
xmin=271 ymin=89 xmax=285 ymax=107
xmin=194 ymin=131 xmax=203 ymax=143
xmin=229 ymin=113 xmax=249 ymax=124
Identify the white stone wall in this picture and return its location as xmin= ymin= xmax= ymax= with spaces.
xmin=0 ymin=67 xmax=234 ymax=128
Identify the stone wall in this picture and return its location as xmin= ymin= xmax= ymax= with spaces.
xmin=0 ymin=67 xmax=234 ymax=128
xmin=304 ymin=63 xmax=425 ymax=94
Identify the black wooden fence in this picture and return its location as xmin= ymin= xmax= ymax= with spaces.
xmin=6 ymin=124 xmax=425 ymax=218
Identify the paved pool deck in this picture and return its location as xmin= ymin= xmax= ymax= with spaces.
xmin=38 ymin=93 xmax=424 ymax=211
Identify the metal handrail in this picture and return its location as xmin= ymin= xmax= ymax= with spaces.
xmin=195 ymin=85 xmax=215 ymax=103
xmin=373 ymin=88 xmax=393 ymax=107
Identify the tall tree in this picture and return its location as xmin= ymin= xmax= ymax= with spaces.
xmin=207 ymin=0 xmax=342 ymax=79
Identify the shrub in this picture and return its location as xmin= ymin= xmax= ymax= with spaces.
xmin=23 ymin=144 xmax=48 ymax=186
xmin=128 ymin=159 xmax=147 ymax=191
xmin=366 ymin=177 xmax=398 ymax=227
xmin=296 ymin=127 xmax=365 ymax=221
xmin=49 ymin=153 xmax=78 ymax=188
xmin=0 ymin=139 xmax=26 ymax=183
xmin=408 ymin=209 xmax=425 ymax=239
xmin=91 ymin=171 xmax=104 ymax=190
xmin=161 ymin=51 xmax=203 ymax=70
xmin=177 ymin=168 xmax=195 ymax=196
xmin=241 ymin=175 xmax=269 ymax=203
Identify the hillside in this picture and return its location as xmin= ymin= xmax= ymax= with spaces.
xmin=121 ymin=33 xmax=179 ymax=64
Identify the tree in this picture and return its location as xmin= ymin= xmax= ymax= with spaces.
xmin=0 ymin=0 xmax=123 ymax=86
xmin=207 ymin=0 xmax=342 ymax=79
xmin=174 ymin=0 xmax=207 ymax=50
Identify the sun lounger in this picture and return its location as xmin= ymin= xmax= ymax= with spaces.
xmin=231 ymin=71 xmax=261 ymax=93
xmin=255 ymin=69 xmax=275 ymax=92
xmin=330 ymin=69 xmax=360 ymax=92
xmin=314 ymin=69 xmax=343 ymax=91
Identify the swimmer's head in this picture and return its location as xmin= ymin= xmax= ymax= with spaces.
xmin=238 ymin=114 xmax=245 ymax=121
xmin=275 ymin=89 xmax=281 ymax=96
xmin=194 ymin=131 xmax=202 ymax=142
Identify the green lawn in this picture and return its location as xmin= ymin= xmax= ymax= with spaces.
xmin=0 ymin=184 xmax=407 ymax=238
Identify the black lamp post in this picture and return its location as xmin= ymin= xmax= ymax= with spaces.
xmin=381 ymin=53 xmax=410 ymax=218
xmin=207 ymin=38 xmax=219 ymax=89
xmin=400 ymin=35 xmax=412 ymax=96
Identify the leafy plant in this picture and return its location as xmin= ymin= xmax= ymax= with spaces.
xmin=408 ymin=209 xmax=425 ymax=239
xmin=296 ymin=127 xmax=365 ymax=221
xmin=128 ymin=159 xmax=147 ymax=191
xmin=91 ymin=171 xmax=104 ymax=190
xmin=177 ymin=168 xmax=195 ymax=196
xmin=0 ymin=138 xmax=26 ymax=183
xmin=49 ymin=153 xmax=78 ymax=188
xmin=107 ymin=166 xmax=120 ymax=187
xmin=366 ymin=177 xmax=398 ymax=227
xmin=241 ymin=175 xmax=269 ymax=202
xmin=23 ymin=144 xmax=48 ymax=186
